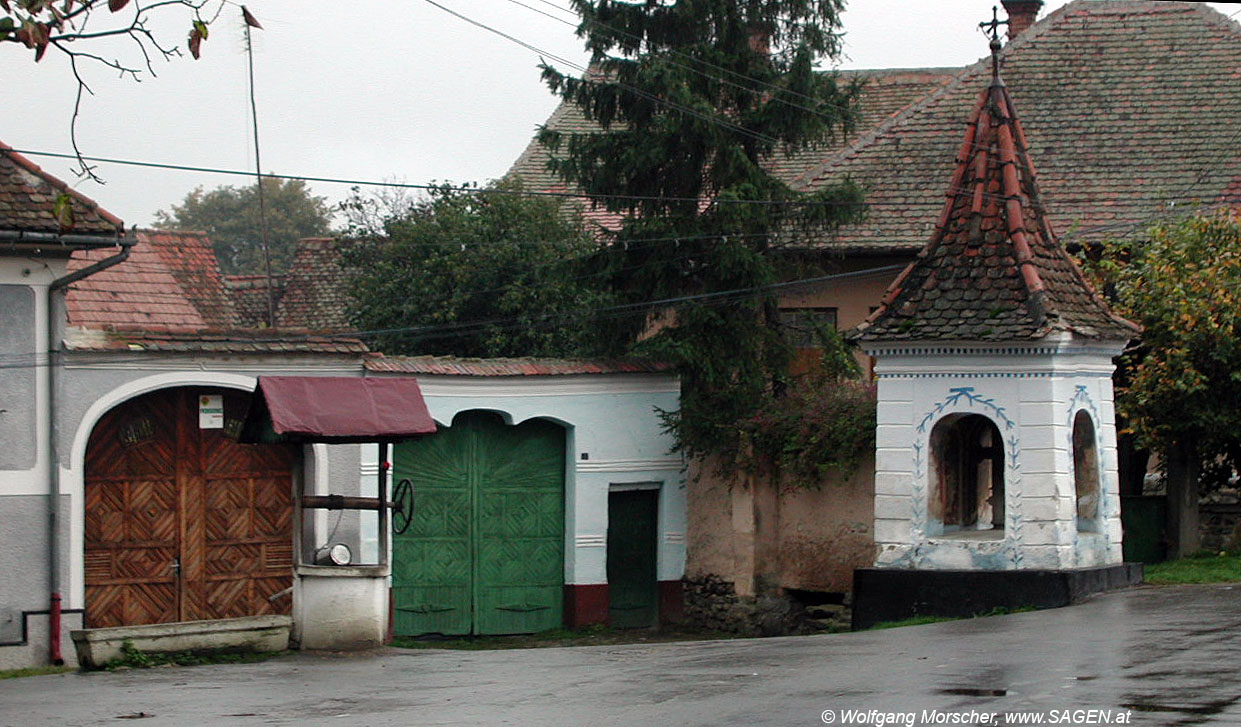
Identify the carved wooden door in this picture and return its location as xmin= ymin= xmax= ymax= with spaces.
xmin=84 ymin=388 xmax=294 ymax=628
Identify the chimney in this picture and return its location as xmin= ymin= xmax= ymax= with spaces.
xmin=1001 ymin=0 xmax=1043 ymax=40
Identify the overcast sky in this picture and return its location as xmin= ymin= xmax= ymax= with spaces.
xmin=3 ymin=1 xmax=1235 ymax=229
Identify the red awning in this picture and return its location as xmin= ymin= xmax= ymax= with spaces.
xmin=241 ymin=376 xmax=437 ymax=443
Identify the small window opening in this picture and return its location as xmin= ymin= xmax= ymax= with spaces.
xmin=929 ymin=414 xmax=1005 ymax=534
xmin=1073 ymin=410 xmax=1101 ymax=531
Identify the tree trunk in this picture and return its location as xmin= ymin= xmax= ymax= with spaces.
xmin=1165 ymin=439 xmax=1201 ymax=558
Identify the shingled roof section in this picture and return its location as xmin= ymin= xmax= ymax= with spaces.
xmin=142 ymin=230 xmax=238 ymax=328
xmin=67 ymin=230 xmax=239 ymax=330
xmin=67 ymin=230 xmax=213 ymax=331
xmin=0 ymin=142 xmax=124 ymax=237
xmin=224 ymin=274 xmax=287 ymax=328
xmin=274 ymin=238 xmax=355 ymax=331
xmin=799 ymin=1 xmax=1241 ymax=253
xmin=854 ymin=42 xmax=1138 ymax=343
xmin=505 ymin=68 xmax=956 ymax=232
xmin=366 ymin=355 xmax=673 ymax=377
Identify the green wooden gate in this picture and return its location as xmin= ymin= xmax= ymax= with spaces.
xmin=393 ymin=411 xmax=565 ymax=636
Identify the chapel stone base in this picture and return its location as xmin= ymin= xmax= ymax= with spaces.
xmin=850 ymin=564 xmax=1144 ymax=630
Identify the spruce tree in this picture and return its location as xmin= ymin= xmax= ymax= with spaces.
xmin=540 ymin=0 xmax=865 ymax=466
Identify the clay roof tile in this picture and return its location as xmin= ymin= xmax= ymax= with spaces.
xmin=855 ymin=46 xmax=1139 ymax=343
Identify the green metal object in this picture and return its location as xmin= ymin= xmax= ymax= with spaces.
xmin=393 ymin=411 xmax=565 ymax=636
xmin=1121 ymin=495 xmax=1168 ymax=564
xmin=607 ymin=488 xmax=659 ymax=629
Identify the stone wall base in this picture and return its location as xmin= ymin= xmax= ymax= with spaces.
xmin=682 ymin=575 xmax=848 ymax=636
xmin=851 ymin=564 xmax=1145 ymax=630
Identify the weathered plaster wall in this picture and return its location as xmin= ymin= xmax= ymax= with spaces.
xmin=0 ymin=285 xmax=36 ymax=470
xmin=777 ymin=458 xmax=875 ymax=593
xmin=0 ymin=264 xmax=69 ymax=667
xmin=684 ymin=457 xmax=739 ymax=583
xmin=0 ymin=262 xmax=59 ymax=499
xmin=778 ymin=257 xmax=906 ymax=331
xmin=683 ymin=454 xmax=876 ymax=634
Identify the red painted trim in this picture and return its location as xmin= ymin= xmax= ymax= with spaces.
xmin=658 ymin=580 xmax=684 ymax=625
xmin=564 ymin=584 xmax=609 ymax=628
xmin=49 ymin=592 xmax=63 ymax=665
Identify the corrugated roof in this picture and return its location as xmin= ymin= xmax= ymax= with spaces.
xmin=365 ymin=354 xmax=673 ymax=376
xmin=0 ymin=142 xmax=125 ymax=237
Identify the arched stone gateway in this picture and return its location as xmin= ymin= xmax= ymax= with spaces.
xmin=83 ymin=387 xmax=294 ymax=628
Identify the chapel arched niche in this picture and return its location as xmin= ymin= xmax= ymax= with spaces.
xmin=928 ymin=413 xmax=1005 ymax=536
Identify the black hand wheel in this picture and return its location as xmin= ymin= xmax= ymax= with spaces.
xmin=392 ymin=478 xmax=414 ymax=535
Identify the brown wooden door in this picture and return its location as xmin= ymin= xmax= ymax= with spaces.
xmin=85 ymin=388 xmax=294 ymax=628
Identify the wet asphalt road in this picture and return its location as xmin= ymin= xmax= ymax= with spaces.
xmin=3 ymin=584 xmax=1239 ymax=727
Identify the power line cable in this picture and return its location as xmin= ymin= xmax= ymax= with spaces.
xmin=500 ymin=0 xmax=861 ymax=123
xmin=8 ymin=147 xmax=866 ymax=210
xmin=12 ymin=146 xmax=1231 ymax=222
xmin=419 ymin=0 xmax=784 ymax=147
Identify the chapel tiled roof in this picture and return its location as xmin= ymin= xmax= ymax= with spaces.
xmin=274 ymin=238 xmax=356 ymax=331
xmin=798 ymin=1 xmax=1241 ymax=253
xmin=223 ymin=274 xmax=286 ymax=328
xmin=365 ymin=354 xmax=674 ymax=377
xmin=0 ymin=142 xmax=124 ymax=238
xmin=854 ymin=43 xmax=1139 ymax=343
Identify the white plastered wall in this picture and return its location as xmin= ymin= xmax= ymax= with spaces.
xmin=867 ymin=339 xmax=1126 ymax=570
xmin=363 ymin=373 xmax=687 ymax=587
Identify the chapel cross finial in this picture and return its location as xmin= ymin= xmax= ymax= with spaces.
xmin=980 ymin=6 xmax=1006 ymax=84
xmin=979 ymin=6 xmax=1008 ymax=42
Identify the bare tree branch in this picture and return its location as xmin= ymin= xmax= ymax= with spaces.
xmin=6 ymin=0 xmax=232 ymax=182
